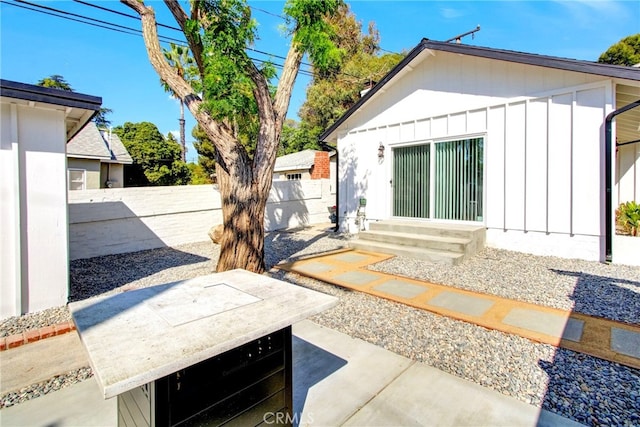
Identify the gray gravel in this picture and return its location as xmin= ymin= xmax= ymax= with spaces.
xmin=1 ymin=227 xmax=639 ymax=426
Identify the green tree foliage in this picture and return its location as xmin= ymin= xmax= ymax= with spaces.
xmin=112 ymin=122 xmax=190 ymax=186
xmin=191 ymin=124 xmax=217 ymax=179
xmin=36 ymin=74 xmax=73 ymax=91
xmin=94 ymin=107 xmax=113 ymax=129
xmin=36 ymin=75 xmax=113 ymax=129
xmin=187 ymin=162 xmax=213 ymax=185
xmin=293 ymin=4 xmax=403 ymax=147
xmin=278 ymin=119 xmax=318 ymax=155
xmin=121 ymin=0 xmax=342 ymax=273
xmin=598 ymin=34 xmax=640 ymax=66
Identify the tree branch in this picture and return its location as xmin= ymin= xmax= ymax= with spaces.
xmin=164 ymin=0 xmax=205 ymax=76
xmin=273 ymin=43 xmax=304 ymax=129
xmin=120 ymin=0 xmax=239 ymax=173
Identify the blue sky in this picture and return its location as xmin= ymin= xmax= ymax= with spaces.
xmin=1 ymin=1 xmax=638 ymax=162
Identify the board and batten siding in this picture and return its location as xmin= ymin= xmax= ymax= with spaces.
xmin=338 ymin=80 xmax=613 ymax=260
xmin=1 ymin=103 xmax=70 ymax=318
xmin=617 ymin=141 xmax=640 ymax=204
xmin=345 ymin=51 xmax=609 ymax=131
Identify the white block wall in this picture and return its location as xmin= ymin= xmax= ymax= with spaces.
xmin=68 ymin=179 xmax=335 ymax=260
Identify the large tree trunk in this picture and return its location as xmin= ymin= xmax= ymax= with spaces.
xmin=215 ymin=163 xmax=268 ymax=273
xmin=213 ymin=118 xmax=279 ymax=274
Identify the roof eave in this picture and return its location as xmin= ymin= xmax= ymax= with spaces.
xmin=319 ymin=39 xmax=640 ymax=142
xmin=319 ymin=40 xmax=430 ymax=142
xmin=0 ymin=79 xmax=102 ymax=111
xmin=0 ymin=79 xmax=102 ymax=141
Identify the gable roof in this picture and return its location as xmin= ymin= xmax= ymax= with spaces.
xmin=99 ymin=129 xmax=133 ymax=164
xmin=67 ymin=122 xmax=133 ymax=164
xmin=274 ymin=149 xmax=334 ymax=172
xmin=0 ymin=79 xmax=101 ymax=140
xmin=320 ymin=39 xmax=640 ymax=142
xmin=274 ymin=149 xmax=318 ymax=172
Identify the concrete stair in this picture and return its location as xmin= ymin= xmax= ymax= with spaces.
xmin=349 ymin=220 xmax=486 ymax=265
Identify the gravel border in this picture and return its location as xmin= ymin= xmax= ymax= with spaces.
xmin=1 ymin=228 xmax=639 ymax=426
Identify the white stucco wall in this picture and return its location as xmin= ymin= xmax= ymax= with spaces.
xmin=1 ymin=103 xmax=69 ymax=318
xmin=68 ymin=179 xmax=335 ymax=260
xmin=334 ymin=50 xmax=640 ymax=263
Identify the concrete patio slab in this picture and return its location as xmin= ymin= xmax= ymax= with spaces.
xmin=427 ymin=291 xmax=494 ymax=317
xmin=0 ymin=332 xmax=89 ymax=395
xmin=374 ymin=279 xmax=428 ymax=299
xmin=292 ymin=320 xmax=413 ymax=426
xmin=343 ymin=362 xmax=583 ymax=427
xmin=0 ymin=320 xmax=584 ymax=427
xmin=0 ymin=378 xmax=116 ymax=427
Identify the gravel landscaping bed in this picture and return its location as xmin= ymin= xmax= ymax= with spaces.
xmin=1 ymin=227 xmax=639 ymax=426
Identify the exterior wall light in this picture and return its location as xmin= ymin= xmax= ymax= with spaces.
xmin=378 ymin=142 xmax=385 ymax=159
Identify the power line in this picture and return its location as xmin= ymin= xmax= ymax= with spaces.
xmin=72 ymin=0 xmax=182 ymax=32
xmin=69 ymin=0 xmax=316 ymax=69
xmin=65 ymin=0 xmax=374 ymax=81
xmin=3 ymin=0 xmax=314 ymax=78
xmin=4 ymin=0 xmax=382 ymax=84
xmin=5 ymin=0 xmax=187 ymax=45
xmin=3 ymin=0 xmax=141 ymax=38
xmin=249 ymin=5 xmax=286 ymax=20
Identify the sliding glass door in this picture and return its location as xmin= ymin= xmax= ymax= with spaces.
xmin=392 ymin=144 xmax=431 ymax=218
xmin=392 ymin=137 xmax=483 ymax=222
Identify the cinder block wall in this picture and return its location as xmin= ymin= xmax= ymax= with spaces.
xmin=68 ymin=179 xmax=335 ymax=260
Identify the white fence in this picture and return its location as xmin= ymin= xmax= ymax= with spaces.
xmin=68 ymin=179 xmax=335 ymax=260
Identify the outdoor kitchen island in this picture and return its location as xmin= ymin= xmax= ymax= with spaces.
xmin=69 ymin=269 xmax=338 ymax=427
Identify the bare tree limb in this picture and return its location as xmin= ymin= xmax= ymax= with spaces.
xmin=164 ymin=0 xmax=205 ymax=76
xmin=273 ymin=43 xmax=304 ymax=129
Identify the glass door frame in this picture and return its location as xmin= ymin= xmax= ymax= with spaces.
xmin=390 ymin=133 xmax=486 ymax=224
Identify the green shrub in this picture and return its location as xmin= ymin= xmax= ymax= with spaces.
xmin=616 ymin=201 xmax=640 ymax=236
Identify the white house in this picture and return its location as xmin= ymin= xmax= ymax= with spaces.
xmin=67 ymin=122 xmax=133 ymax=190
xmin=0 ymin=79 xmax=101 ymax=319
xmin=320 ymin=40 xmax=640 ymax=265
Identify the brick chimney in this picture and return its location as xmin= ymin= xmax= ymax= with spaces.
xmin=310 ymin=151 xmax=330 ymax=179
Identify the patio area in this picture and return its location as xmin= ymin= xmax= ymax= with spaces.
xmin=1 ymin=225 xmax=639 ymax=426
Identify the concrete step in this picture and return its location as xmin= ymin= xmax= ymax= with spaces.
xmin=358 ymin=230 xmax=471 ymax=254
xmin=349 ymin=240 xmax=464 ymax=266
xmin=369 ymin=220 xmax=485 ymax=242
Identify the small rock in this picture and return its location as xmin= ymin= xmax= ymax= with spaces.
xmin=208 ymin=224 xmax=223 ymax=244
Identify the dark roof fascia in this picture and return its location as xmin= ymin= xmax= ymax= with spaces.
xmin=319 ymin=41 xmax=430 ymax=141
xmin=320 ymin=39 xmax=640 ymax=141
xmin=422 ymin=40 xmax=640 ymax=81
xmin=0 ymin=79 xmax=102 ymax=112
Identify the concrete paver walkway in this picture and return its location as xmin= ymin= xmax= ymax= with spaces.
xmin=277 ymin=249 xmax=640 ymax=370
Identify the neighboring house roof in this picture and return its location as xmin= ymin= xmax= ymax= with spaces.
xmin=99 ymin=129 xmax=133 ymax=164
xmin=67 ymin=122 xmax=133 ymax=164
xmin=0 ymin=79 xmax=101 ymax=139
xmin=274 ymin=149 xmax=334 ymax=173
xmin=320 ymin=39 xmax=640 ymax=142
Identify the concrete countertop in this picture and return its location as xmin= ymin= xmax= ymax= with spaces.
xmin=69 ymin=269 xmax=338 ymax=399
